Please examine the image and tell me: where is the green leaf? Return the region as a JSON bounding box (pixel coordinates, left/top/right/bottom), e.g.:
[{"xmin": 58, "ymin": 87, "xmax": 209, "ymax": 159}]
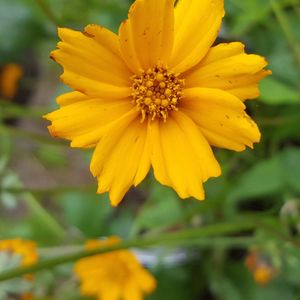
[
  {"xmin": 59, "ymin": 192, "xmax": 112, "ymax": 238},
  {"xmin": 227, "ymin": 148, "xmax": 300, "ymax": 212},
  {"xmin": 228, "ymin": 155, "xmax": 283, "ymax": 202},
  {"xmin": 147, "ymin": 266, "xmax": 191, "ymax": 300},
  {"xmin": 133, "ymin": 184, "xmax": 183, "ymax": 233},
  {"xmin": 226, "ymin": 0, "xmax": 271, "ymax": 35},
  {"xmin": 260, "ymin": 77, "xmax": 300, "ymax": 105},
  {"xmin": 280, "ymin": 148, "xmax": 300, "ymax": 192}
]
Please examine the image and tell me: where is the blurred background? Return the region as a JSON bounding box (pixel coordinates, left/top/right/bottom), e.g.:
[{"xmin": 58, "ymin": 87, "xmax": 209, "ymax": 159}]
[{"xmin": 0, "ymin": 0, "xmax": 300, "ymax": 299}]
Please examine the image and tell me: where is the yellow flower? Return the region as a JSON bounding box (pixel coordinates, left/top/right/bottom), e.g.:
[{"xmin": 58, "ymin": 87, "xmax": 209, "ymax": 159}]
[
  {"xmin": 0, "ymin": 63, "xmax": 23, "ymax": 100},
  {"xmin": 45, "ymin": 0, "xmax": 271, "ymax": 206},
  {"xmin": 253, "ymin": 265, "xmax": 276, "ymax": 286},
  {"xmin": 74, "ymin": 237, "xmax": 156, "ymax": 300},
  {"xmin": 0, "ymin": 239, "xmax": 38, "ymax": 267},
  {"xmin": 0, "ymin": 239, "xmax": 38, "ymax": 300},
  {"xmin": 245, "ymin": 250, "xmax": 277, "ymax": 286}
]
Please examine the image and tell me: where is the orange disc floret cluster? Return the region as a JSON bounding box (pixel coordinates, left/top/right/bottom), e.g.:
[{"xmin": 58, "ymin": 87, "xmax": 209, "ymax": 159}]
[
  {"xmin": 45, "ymin": 0, "xmax": 271, "ymax": 206},
  {"xmin": 131, "ymin": 66, "xmax": 184, "ymax": 122},
  {"xmin": 74, "ymin": 237, "xmax": 156, "ymax": 300}
]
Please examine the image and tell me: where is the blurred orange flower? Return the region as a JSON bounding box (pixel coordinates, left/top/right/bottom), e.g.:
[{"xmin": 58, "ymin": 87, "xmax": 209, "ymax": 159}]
[
  {"xmin": 245, "ymin": 250, "xmax": 278, "ymax": 286},
  {"xmin": 0, "ymin": 63, "xmax": 23, "ymax": 100}
]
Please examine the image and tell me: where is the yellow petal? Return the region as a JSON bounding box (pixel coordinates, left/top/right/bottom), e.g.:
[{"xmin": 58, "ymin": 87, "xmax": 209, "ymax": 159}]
[
  {"xmin": 133, "ymin": 121, "xmax": 152, "ymax": 187},
  {"xmin": 170, "ymin": 0, "xmax": 224, "ymax": 74},
  {"xmin": 56, "ymin": 91, "xmax": 87, "ymax": 106},
  {"xmin": 90, "ymin": 111, "xmax": 151, "ymax": 206},
  {"xmin": 119, "ymin": 0, "xmax": 175, "ymax": 73},
  {"xmin": 135, "ymin": 269, "xmax": 157, "ymax": 293},
  {"xmin": 51, "ymin": 26, "xmax": 132, "ymax": 98},
  {"xmin": 44, "ymin": 92, "xmax": 133, "ymax": 148},
  {"xmin": 151, "ymin": 112, "xmax": 221, "ymax": 200},
  {"xmin": 184, "ymin": 42, "xmax": 271, "ymax": 100},
  {"xmin": 182, "ymin": 88, "xmax": 261, "ymax": 151},
  {"xmin": 124, "ymin": 282, "xmax": 143, "ymax": 300},
  {"xmin": 101, "ymin": 286, "xmax": 121, "ymax": 300}
]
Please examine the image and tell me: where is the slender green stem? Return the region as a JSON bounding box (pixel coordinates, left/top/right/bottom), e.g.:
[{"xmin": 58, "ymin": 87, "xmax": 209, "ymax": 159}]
[
  {"xmin": 0, "ymin": 100, "xmax": 48, "ymax": 119},
  {"xmin": 24, "ymin": 193, "xmax": 66, "ymax": 240},
  {"xmin": 258, "ymin": 221, "xmax": 300, "ymax": 249},
  {"xmin": 258, "ymin": 114, "xmax": 300, "ymax": 126},
  {"xmin": 0, "ymin": 125, "xmax": 67, "ymax": 146},
  {"xmin": 34, "ymin": 0, "xmax": 61, "ymax": 27},
  {"xmin": 271, "ymin": 0, "xmax": 300, "ymax": 73},
  {"xmin": 2, "ymin": 184, "xmax": 95, "ymax": 196},
  {"xmin": 0, "ymin": 220, "xmax": 256, "ymax": 282},
  {"xmin": 38, "ymin": 237, "xmax": 254, "ymax": 256}
]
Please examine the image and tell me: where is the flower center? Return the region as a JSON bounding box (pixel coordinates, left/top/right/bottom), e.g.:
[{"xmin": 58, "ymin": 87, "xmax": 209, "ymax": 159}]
[{"xmin": 131, "ymin": 66, "xmax": 184, "ymax": 122}]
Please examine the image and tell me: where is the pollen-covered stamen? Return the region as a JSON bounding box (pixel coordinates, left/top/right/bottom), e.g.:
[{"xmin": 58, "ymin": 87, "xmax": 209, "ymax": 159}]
[{"xmin": 131, "ymin": 66, "xmax": 184, "ymax": 122}]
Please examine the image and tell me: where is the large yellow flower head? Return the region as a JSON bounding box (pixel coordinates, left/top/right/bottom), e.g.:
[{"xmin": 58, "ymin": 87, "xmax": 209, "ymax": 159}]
[
  {"xmin": 74, "ymin": 237, "xmax": 156, "ymax": 300},
  {"xmin": 45, "ymin": 0, "xmax": 271, "ymax": 206}
]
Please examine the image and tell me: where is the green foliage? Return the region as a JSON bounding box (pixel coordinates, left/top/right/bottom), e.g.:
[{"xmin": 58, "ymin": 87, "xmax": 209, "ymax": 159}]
[
  {"xmin": 59, "ymin": 191, "xmax": 112, "ymax": 238},
  {"xmin": 1, "ymin": 0, "xmax": 300, "ymax": 299}
]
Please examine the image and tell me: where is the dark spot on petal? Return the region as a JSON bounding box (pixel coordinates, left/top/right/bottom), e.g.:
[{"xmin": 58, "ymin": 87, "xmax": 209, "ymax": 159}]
[
  {"xmin": 82, "ymin": 31, "xmax": 95, "ymax": 38},
  {"xmin": 49, "ymin": 54, "xmax": 56, "ymax": 61},
  {"xmin": 76, "ymin": 88, "xmax": 85, "ymax": 94}
]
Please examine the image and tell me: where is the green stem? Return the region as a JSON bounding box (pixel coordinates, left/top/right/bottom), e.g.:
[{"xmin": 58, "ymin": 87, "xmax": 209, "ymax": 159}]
[
  {"xmin": 38, "ymin": 237, "xmax": 254, "ymax": 256},
  {"xmin": 2, "ymin": 184, "xmax": 95, "ymax": 196},
  {"xmin": 34, "ymin": 0, "xmax": 61, "ymax": 27},
  {"xmin": 0, "ymin": 100, "xmax": 48, "ymax": 119},
  {"xmin": 258, "ymin": 114, "xmax": 300, "ymax": 126},
  {"xmin": 0, "ymin": 220, "xmax": 256, "ymax": 282},
  {"xmin": 271, "ymin": 0, "xmax": 300, "ymax": 73},
  {"xmin": 24, "ymin": 193, "xmax": 66, "ymax": 240},
  {"xmin": 0, "ymin": 125, "xmax": 67, "ymax": 146}
]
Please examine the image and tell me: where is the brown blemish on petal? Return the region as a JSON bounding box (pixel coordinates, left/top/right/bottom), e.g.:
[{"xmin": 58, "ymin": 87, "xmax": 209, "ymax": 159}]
[
  {"xmin": 49, "ymin": 53, "xmax": 56, "ymax": 62},
  {"xmin": 82, "ymin": 31, "xmax": 95, "ymax": 38},
  {"xmin": 48, "ymin": 125, "xmax": 60, "ymax": 138}
]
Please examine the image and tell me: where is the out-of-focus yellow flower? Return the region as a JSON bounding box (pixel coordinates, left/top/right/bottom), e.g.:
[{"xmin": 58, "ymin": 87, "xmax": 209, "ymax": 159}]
[
  {"xmin": 45, "ymin": 0, "xmax": 271, "ymax": 206},
  {"xmin": 245, "ymin": 251, "xmax": 277, "ymax": 286},
  {"xmin": 74, "ymin": 237, "xmax": 156, "ymax": 300},
  {"xmin": 0, "ymin": 239, "xmax": 38, "ymax": 267},
  {"xmin": 0, "ymin": 239, "xmax": 38, "ymax": 299},
  {"xmin": 0, "ymin": 63, "xmax": 23, "ymax": 100},
  {"xmin": 253, "ymin": 264, "xmax": 276, "ymax": 286}
]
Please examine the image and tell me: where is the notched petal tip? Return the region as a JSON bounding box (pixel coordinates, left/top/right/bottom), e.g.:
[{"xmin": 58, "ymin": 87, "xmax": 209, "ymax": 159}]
[
  {"xmin": 109, "ymin": 199, "xmax": 121, "ymax": 207},
  {"xmin": 42, "ymin": 113, "xmax": 51, "ymax": 120},
  {"xmin": 96, "ymin": 185, "xmax": 122, "ymax": 207},
  {"xmin": 82, "ymin": 31, "xmax": 95, "ymax": 38},
  {"xmin": 47, "ymin": 125, "xmax": 60, "ymax": 138},
  {"xmin": 57, "ymin": 27, "xmax": 71, "ymax": 40},
  {"xmin": 83, "ymin": 24, "xmax": 103, "ymax": 38},
  {"xmin": 49, "ymin": 51, "xmax": 57, "ymax": 62},
  {"xmin": 264, "ymin": 69, "xmax": 273, "ymax": 76}
]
